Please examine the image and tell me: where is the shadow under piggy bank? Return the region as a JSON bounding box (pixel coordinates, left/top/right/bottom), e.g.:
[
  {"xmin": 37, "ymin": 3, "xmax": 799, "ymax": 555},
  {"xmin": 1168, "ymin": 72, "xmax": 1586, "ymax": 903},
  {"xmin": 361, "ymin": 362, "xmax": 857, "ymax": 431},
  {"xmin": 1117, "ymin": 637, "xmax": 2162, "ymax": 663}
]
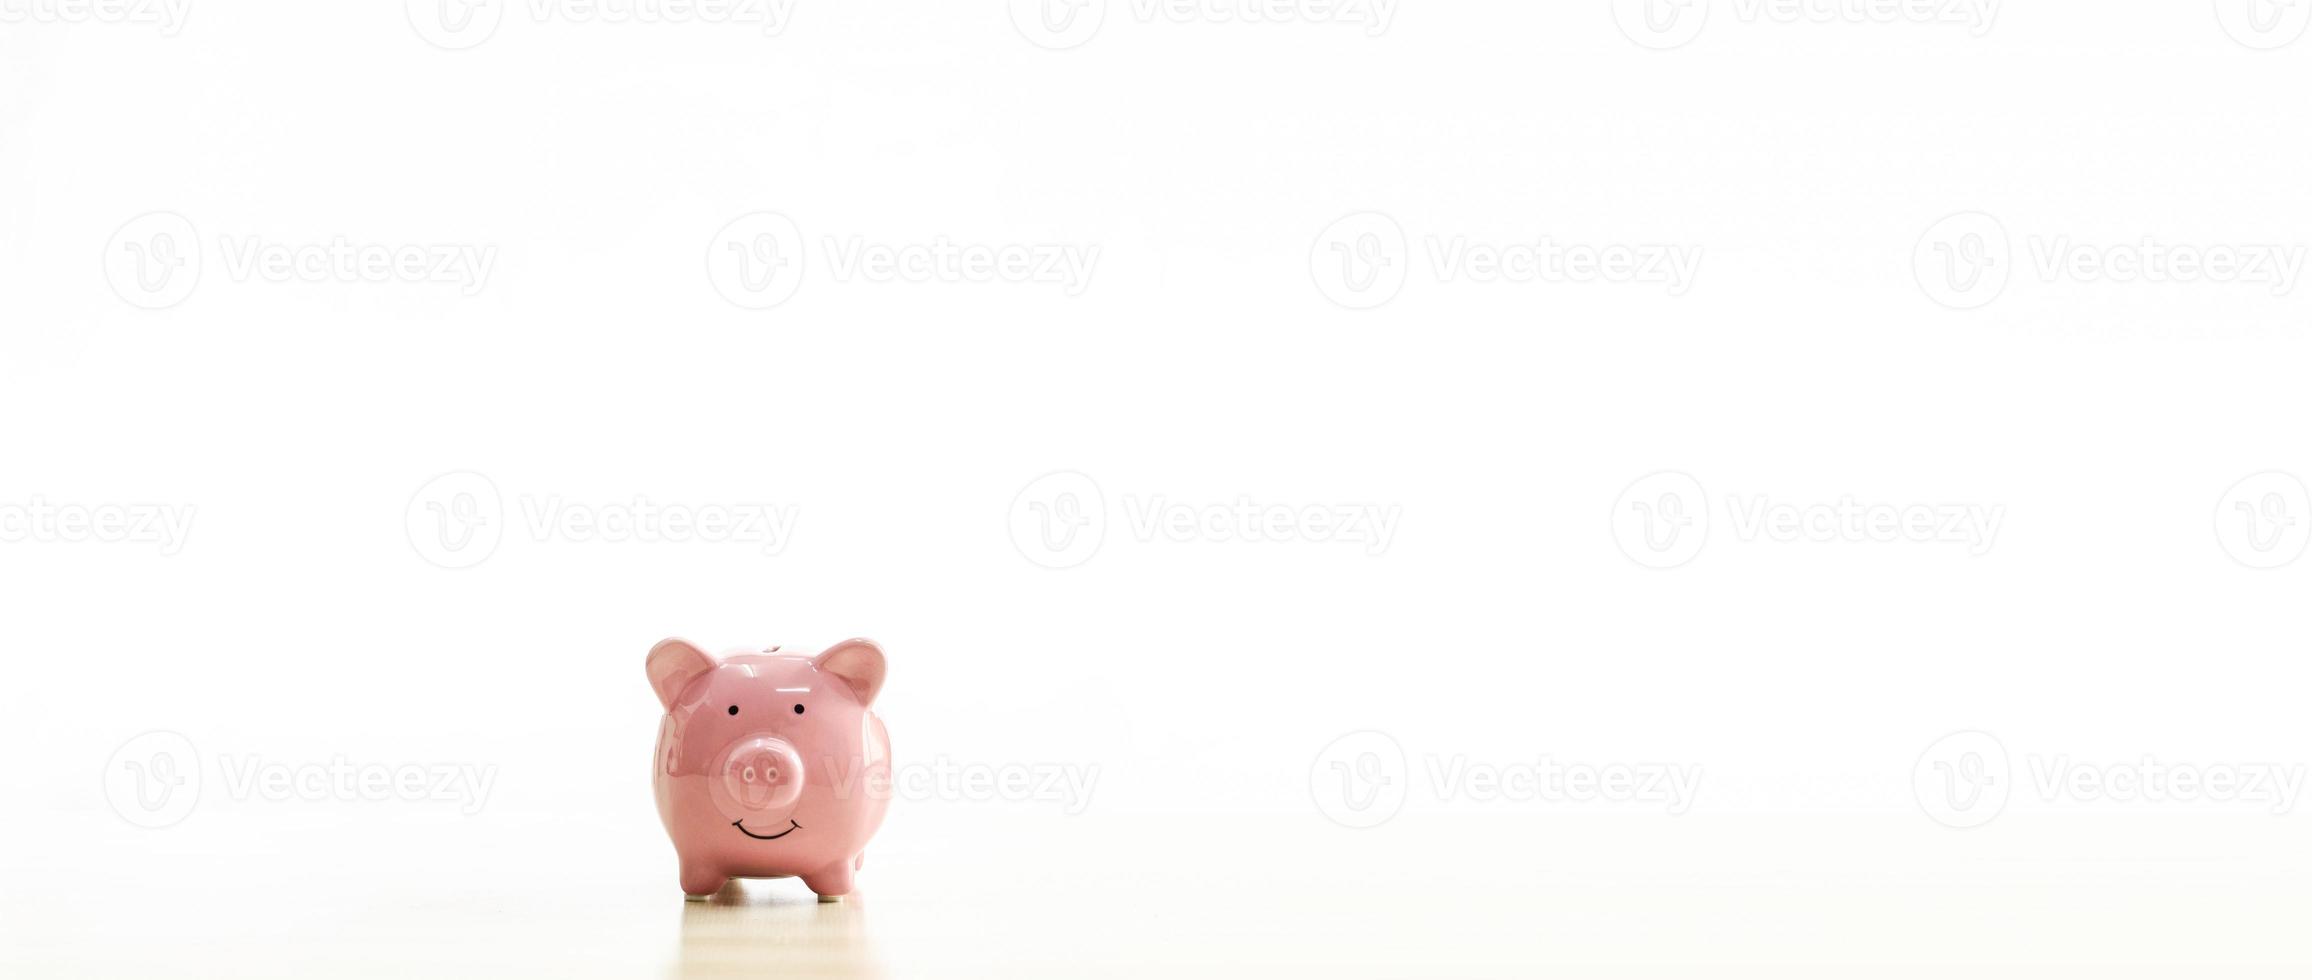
[{"xmin": 671, "ymin": 879, "xmax": 884, "ymax": 980}]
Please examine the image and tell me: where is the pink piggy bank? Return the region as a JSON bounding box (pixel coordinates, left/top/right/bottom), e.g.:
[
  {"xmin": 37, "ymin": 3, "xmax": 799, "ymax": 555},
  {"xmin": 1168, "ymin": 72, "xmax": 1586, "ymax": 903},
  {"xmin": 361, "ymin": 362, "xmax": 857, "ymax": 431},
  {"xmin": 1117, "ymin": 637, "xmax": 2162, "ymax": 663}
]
[{"xmin": 646, "ymin": 637, "xmax": 891, "ymax": 901}]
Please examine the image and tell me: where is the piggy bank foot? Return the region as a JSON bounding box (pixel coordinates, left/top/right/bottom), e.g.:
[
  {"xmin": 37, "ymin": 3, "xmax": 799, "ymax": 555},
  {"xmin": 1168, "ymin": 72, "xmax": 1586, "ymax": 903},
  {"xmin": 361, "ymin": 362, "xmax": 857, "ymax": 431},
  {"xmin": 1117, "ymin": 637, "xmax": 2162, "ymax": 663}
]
[
  {"xmin": 802, "ymin": 859, "xmax": 856, "ymax": 902},
  {"xmin": 680, "ymin": 864, "xmax": 727, "ymax": 900}
]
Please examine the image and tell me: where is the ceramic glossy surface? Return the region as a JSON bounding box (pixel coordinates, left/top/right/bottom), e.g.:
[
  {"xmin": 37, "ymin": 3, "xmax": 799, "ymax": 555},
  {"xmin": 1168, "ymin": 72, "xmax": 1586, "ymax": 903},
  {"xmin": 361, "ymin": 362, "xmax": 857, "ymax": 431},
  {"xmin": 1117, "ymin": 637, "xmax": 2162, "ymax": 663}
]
[{"xmin": 647, "ymin": 638, "xmax": 891, "ymax": 901}]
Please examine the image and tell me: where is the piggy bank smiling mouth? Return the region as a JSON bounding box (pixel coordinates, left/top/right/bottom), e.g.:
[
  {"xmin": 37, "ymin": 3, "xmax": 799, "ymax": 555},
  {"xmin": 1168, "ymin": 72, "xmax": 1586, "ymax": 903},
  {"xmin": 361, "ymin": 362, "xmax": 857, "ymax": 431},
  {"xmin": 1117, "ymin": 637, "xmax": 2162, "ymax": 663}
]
[{"xmin": 732, "ymin": 819, "xmax": 800, "ymax": 840}]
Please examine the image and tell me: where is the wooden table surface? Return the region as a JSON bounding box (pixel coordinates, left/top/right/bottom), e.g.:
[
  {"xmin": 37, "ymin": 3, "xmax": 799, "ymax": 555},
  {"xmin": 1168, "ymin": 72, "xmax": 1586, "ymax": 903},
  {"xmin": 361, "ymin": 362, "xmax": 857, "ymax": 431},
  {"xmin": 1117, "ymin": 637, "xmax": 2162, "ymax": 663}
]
[{"xmin": 6, "ymin": 807, "xmax": 2307, "ymax": 977}]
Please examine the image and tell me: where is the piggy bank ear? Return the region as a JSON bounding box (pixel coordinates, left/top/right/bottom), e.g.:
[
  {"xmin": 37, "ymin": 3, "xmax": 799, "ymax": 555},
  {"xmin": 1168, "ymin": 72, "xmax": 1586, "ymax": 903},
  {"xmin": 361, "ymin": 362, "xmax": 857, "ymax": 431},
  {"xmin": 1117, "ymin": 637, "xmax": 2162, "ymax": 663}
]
[
  {"xmin": 813, "ymin": 638, "xmax": 886, "ymax": 706},
  {"xmin": 646, "ymin": 638, "xmax": 717, "ymax": 711}
]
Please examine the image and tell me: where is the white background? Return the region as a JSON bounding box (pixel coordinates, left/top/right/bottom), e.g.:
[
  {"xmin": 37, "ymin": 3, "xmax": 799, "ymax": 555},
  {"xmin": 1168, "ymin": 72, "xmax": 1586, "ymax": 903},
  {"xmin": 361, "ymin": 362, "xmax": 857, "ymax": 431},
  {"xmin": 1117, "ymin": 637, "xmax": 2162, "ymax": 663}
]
[{"xmin": 4, "ymin": 1, "xmax": 2311, "ymax": 976}]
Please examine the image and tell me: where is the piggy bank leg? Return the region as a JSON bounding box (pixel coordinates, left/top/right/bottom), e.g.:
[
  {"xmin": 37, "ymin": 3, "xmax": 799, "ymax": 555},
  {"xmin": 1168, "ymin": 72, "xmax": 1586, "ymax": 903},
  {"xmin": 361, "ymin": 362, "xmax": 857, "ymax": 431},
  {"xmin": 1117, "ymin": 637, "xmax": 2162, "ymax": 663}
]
[
  {"xmin": 680, "ymin": 862, "xmax": 727, "ymax": 901},
  {"xmin": 802, "ymin": 859, "xmax": 856, "ymax": 902}
]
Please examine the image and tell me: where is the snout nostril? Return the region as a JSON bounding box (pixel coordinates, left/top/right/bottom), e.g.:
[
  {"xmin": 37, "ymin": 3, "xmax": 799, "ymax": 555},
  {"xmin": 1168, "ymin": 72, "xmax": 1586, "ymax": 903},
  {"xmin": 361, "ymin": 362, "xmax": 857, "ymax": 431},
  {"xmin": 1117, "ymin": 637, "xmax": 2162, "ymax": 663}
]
[{"xmin": 716, "ymin": 737, "xmax": 805, "ymax": 814}]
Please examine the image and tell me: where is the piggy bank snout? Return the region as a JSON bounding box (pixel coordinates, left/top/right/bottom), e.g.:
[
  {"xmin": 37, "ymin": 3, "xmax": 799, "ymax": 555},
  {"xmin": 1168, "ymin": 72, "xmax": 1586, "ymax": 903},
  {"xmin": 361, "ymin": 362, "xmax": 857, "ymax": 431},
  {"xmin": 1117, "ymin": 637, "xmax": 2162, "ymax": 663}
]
[{"xmin": 719, "ymin": 737, "xmax": 806, "ymax": 813}]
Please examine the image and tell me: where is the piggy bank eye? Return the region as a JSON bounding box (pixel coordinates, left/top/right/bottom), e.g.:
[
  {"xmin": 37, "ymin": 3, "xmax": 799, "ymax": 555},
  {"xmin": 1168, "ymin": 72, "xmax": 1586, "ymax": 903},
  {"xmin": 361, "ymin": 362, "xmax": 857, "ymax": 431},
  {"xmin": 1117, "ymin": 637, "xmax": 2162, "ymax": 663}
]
[
  {"xmin": 793, "ymin": 704, "xmax": 805, "ymax": 715},
  {"xmin": 727, "ymin": 705, "xmax": 739, "ymax": 716}
]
